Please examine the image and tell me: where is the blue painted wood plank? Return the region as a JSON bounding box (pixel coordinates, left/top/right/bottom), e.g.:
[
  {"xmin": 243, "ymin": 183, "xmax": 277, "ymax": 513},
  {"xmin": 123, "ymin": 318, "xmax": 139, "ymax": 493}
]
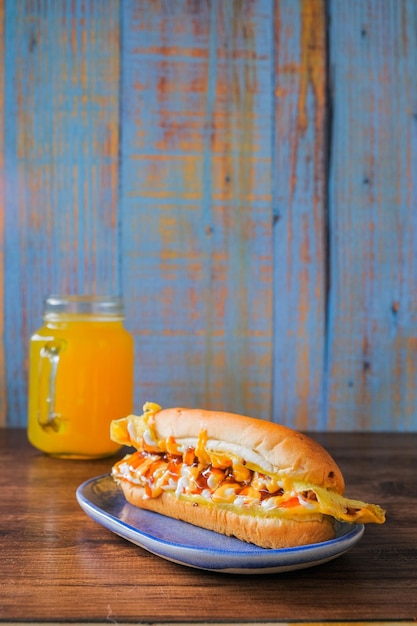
[
  {"xmin": 326, "ymin": 0, "xmax": 417, "ymax": 430},
  {"xmin": 120, "ymin": 0, "xmax": 274, "ymax": 419},
  {"xmin": 3, "ymin": 0, "xmax": 120, "ymax": 426},
  {"xmin": 272, "ymin": 0, "xmax": 328, "ymax": 430},
  {"xmin": 0, "ymin": 0, "xmax": 6, "ymax": 425}
]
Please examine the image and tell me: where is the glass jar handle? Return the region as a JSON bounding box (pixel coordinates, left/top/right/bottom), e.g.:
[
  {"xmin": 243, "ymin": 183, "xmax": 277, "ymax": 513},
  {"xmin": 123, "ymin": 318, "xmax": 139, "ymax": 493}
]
[{"xmin": 37, "ymin": 340, "xmax": 65, "ymax": 430}]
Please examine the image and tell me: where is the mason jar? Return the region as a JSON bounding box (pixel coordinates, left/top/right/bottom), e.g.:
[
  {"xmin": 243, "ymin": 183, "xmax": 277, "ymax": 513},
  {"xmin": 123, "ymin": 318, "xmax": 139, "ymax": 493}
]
[{"xmin": 27, "ymin": 295, "xmax": 134, "ymax": 459}]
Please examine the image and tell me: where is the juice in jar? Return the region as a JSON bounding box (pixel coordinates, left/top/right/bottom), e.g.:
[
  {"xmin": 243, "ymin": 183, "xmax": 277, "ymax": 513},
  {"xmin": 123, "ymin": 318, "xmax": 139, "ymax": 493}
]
[{"xmin": 27, "ymin": 295, "xmax": 134, "ymax": 459}]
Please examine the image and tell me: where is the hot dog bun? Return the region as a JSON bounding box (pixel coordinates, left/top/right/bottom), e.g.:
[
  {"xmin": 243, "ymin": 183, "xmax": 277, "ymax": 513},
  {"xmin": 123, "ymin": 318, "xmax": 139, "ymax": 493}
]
[
  {"xmin": 111, "ymin": 403, "xmax": 385, "ymax": 549},
  {"xmin": 119, "ymin": 481, "xmax": 336, "ymax": 548}
]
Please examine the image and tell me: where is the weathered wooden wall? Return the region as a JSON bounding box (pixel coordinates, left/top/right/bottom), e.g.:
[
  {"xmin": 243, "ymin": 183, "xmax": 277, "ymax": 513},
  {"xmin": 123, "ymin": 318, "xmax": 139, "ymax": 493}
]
[
  {"xmin": 1, "ymin": 0, "xmax": 416, "ymax": 431},
  {"xmin": 326, "ymin": 0, "xmax": 417, "ymax": 431}
]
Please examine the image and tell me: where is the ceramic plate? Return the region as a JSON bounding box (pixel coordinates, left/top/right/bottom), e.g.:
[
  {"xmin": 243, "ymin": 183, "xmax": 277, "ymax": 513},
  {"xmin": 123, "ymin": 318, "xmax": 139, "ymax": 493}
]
[{"xmin": 76, "ymin": 474, "xmax": 364, "ymax": 574}]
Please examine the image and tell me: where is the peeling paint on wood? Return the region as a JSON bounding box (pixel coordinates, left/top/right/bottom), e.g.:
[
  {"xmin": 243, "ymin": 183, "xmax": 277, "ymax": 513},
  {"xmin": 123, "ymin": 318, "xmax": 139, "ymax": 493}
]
[{"xmin": 121, "ymin": 0, "xmax": 273, "ymax": 419}]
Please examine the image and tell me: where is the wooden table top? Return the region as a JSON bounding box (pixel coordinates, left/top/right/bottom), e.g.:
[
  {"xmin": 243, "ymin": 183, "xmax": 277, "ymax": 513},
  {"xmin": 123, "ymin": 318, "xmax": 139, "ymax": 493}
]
[{"xmin": 1, "ymin": 428, "xmax": 416, "ymax": 624}]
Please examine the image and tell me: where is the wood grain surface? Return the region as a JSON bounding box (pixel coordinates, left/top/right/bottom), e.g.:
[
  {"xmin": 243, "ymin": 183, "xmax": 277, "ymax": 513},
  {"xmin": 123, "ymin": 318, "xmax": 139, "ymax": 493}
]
[
  {"xmin": 1, "ymin": 0, "xmax": 417, "ymax": 432},
  {"xmin": 1, "ymin": 429, "xmax": 416, "ymax": 623},
  {"xmin": 2, "ymin": 0, "xmax": 121, "ymax": 423},
  {"xmin": 120, "ymin": 0, "xmax": 274, "ymax": 418}
]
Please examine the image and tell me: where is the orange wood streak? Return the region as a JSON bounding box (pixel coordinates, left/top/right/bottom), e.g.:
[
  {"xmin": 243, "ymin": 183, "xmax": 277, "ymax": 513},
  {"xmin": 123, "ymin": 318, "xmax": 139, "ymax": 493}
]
[
  {"xmin": 298, "ymin": 0, "xmax": 327, "ymax": 212},
  {"xmin": 138, "ymin": 45, "xmax": 209, "ymax": 60},
  {"xmin": 298, "ymin": 0, "xmax": 326, "ymax": 132},
  {"xmin": 299, "ymin": 0, "xmax": 327, "ymax": 430}
]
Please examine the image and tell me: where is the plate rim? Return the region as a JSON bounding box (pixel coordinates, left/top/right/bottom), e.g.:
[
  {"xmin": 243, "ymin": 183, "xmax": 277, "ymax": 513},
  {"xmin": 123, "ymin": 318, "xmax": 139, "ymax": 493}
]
[{"xmin": 76, "ymin": 473, "xmax": 365, "ymax": 573}]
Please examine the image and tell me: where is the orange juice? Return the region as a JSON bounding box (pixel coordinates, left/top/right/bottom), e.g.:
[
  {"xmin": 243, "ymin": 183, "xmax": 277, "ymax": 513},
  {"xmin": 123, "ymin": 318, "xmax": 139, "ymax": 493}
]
[{"xmin": 27, "ymin": 296, "xmax": 134, "ymax": 459}]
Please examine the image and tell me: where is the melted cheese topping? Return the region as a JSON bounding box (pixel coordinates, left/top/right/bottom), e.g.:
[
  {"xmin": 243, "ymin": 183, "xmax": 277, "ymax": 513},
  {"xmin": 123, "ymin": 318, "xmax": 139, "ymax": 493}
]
[{"xmin": 111, "ymin": 425, "xmax": 385, "ymax": 524}]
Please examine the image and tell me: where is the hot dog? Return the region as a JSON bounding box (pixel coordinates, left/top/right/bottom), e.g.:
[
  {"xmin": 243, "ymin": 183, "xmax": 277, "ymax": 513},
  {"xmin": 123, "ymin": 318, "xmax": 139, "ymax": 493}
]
[{"xmin": 110, "ymin": 402, "xmax": 385, "ymax": 549}]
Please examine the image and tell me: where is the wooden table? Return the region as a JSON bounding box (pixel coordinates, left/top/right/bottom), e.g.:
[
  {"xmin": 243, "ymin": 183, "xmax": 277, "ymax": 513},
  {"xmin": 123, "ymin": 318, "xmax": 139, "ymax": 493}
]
[{"xmin": 1, "ymin": 429, "xmax": 416, "ymax": 624}]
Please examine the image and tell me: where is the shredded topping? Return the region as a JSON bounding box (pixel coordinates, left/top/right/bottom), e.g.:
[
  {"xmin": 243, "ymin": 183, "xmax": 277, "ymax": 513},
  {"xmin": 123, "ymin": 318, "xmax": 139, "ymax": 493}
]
[{"xmin": 113, "ymin": 435, "xmax": 293, "ymax": 509}]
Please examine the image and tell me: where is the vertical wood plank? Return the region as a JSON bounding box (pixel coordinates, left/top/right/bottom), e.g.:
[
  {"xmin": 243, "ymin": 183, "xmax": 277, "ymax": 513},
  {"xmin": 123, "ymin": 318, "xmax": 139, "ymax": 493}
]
[
  {"xmin": 0, "ymin": 0, "xmax": 6, "ymax": 425},
  {"xmin": 2, "ymin": 0, "xmax": 416, "ymax": 432},
  {"xmin": 272, "ymin": 0, "xmax": 328, "ymax": 429},
  {"xmin": 4, "ymin": 0, "xmax": 120, "ymax": 425},
  {"xmin": 121, "ymin": 0, "xmax": 274, "ymax": 418},
  {"xmin": 326, "ymin": 0, "xmax": 417, "ymax": 430}
]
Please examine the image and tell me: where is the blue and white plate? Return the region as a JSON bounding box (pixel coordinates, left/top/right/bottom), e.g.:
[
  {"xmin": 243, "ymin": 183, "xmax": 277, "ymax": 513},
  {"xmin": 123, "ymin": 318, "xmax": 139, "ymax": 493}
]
[{"xmin": 76, "ymin": 474, "xmax": 364, "ymax": 574}]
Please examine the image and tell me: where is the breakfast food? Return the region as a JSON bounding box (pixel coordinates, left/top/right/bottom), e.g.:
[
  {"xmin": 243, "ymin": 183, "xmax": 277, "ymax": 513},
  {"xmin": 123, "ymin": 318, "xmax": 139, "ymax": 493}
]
[{"xmin": 110, "ymin": 402, "xmax": 385, "ymax": 549}]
